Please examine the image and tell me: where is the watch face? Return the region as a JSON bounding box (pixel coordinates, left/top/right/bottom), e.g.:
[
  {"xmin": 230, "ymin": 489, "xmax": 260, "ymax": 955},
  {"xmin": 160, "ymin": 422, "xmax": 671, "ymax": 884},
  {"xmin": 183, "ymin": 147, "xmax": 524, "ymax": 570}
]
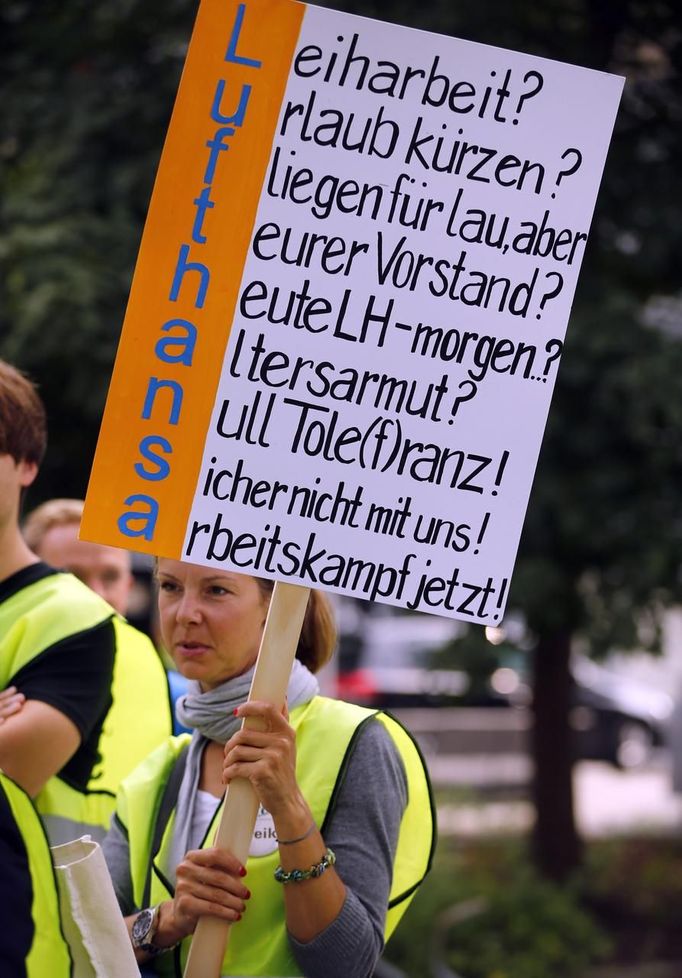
[{"xmin": 132, "ymin": 908, "xmax": 154, "ymax": 945}]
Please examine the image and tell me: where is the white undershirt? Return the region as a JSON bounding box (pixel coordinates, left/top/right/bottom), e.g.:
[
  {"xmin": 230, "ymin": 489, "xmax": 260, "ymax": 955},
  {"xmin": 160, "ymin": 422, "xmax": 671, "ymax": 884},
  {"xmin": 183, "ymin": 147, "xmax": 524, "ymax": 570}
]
[{"xmin": 165, "ymin": 788, "xmax": 220, "ymax": 877}]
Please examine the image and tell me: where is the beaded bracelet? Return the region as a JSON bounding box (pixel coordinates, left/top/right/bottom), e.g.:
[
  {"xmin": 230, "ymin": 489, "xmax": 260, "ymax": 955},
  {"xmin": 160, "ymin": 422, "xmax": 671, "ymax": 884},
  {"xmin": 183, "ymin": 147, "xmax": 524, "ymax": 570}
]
[{"xmin": 274, "ymin": 848, "xmax": 336, "ymax": 884}]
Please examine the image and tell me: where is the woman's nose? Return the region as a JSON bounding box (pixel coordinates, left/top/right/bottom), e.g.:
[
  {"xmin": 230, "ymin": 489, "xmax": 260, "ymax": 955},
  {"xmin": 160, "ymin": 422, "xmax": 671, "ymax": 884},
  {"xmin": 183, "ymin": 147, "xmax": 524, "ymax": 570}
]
[{"xmin": 176, "ymin": 592, "xmax": 202, "ymax": 625}]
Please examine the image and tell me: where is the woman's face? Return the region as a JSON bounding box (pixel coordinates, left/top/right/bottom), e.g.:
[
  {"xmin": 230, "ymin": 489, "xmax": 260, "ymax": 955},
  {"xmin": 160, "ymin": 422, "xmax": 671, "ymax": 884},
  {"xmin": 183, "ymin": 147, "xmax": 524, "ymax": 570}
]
[{"xmin": 157, "ymin": 559, "xmax": 269, "ymax": 690}]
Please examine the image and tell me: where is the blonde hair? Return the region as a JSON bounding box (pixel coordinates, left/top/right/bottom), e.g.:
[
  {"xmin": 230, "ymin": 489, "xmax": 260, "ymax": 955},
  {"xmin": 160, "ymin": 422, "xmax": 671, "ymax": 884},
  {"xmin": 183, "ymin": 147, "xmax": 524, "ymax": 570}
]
[
  {"xmin": 255, "ymin": 581, "xmax": 337, "ymax": 674},
  {"xmin": 23, "ymin": 498, "xmax": 85, "ymax": 550}
]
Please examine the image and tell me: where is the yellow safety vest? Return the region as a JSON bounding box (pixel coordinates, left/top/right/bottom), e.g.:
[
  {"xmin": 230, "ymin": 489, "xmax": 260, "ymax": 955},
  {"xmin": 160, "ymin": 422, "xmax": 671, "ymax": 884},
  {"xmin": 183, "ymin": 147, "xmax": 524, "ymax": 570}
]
[
  {"xmin": 89, "ymin": 617, "xmax": 173, "ymax": 797},
  {"xmin": 0, "ymin": 771, "xmax": 72, "ymax": 977},
  {"xmin": 118, "ymin": 696, "xmax": 435, "ymax": 977},
  {"xmin": 0, "ymin": 568, "xmax": 114, "ymax": 678},
  {"xmin": 1, "ymin": 568, "xmax": 172, "ymax": 844}
]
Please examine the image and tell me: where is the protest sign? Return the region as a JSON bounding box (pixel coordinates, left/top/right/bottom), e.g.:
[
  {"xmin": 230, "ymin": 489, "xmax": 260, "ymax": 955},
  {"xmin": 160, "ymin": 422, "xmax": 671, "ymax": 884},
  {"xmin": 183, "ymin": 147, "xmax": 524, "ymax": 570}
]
[{"xmin": 82, "ymin": 0, "xmax": 624, "ymax": 625}]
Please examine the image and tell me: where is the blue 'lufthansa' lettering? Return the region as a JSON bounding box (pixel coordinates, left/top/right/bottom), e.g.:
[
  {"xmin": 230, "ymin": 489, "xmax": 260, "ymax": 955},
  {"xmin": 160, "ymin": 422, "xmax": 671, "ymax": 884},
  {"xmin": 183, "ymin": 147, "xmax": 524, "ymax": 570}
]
[{"xmin": 122, "ymin": 2, "xmax": 263, "ymax": 540}]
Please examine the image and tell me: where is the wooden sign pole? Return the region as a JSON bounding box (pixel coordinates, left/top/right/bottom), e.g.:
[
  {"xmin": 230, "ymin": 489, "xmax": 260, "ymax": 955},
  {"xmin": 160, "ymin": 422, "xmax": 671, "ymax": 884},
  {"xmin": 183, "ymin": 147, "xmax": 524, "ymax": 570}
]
[{"xmin": 183, "ymin": 580, "xmax": 311, "ymax": 978}]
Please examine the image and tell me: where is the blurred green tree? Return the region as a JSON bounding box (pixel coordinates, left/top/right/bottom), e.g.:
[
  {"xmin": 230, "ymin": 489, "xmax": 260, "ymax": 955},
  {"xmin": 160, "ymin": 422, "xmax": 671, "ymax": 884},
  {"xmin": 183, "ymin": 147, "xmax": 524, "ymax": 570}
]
[
  {"xmin": 0, "ymin": 0, "xmax": 195, "ymax": 497},
  {"xmin": 2, "ymin": 0, "xmax": 681, "ymax": 880}
]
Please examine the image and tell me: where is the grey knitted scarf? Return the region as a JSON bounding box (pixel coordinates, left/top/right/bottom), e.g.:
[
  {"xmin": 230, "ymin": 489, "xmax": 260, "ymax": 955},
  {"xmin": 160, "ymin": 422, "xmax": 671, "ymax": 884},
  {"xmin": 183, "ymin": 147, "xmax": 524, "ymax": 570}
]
[{"xmin": 168, "ymin": 659, "xmax": 319, "ymax": 879}]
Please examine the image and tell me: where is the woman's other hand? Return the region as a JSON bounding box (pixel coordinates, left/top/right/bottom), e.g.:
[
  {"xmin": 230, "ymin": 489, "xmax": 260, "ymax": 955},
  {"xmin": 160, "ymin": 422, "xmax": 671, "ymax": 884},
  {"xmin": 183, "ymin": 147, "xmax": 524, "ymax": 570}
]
[{"xmin": 156, "ymin": 847, "xmax": 250, "ymax": 945}]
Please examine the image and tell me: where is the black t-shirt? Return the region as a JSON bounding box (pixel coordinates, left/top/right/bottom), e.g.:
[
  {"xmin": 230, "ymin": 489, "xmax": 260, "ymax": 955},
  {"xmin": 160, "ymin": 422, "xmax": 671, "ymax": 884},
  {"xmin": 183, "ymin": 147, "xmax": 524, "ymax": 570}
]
[{"xmin": 1, "ymin": 563, "xmax": 116, "ymax": 791}]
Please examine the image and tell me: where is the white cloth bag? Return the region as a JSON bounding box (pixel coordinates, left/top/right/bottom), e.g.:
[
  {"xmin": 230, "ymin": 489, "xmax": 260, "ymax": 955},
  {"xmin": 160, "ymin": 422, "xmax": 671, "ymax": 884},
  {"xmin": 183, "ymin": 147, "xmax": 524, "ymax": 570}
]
[{"xmin": 50, "ymin": 836, "xmax": 140, "ymax": 978}]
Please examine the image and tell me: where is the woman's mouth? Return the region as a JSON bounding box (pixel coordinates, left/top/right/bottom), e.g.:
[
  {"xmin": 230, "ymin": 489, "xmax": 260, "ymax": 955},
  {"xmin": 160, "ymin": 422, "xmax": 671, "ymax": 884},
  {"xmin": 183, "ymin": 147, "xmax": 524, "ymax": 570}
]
[{"xmin": 176, "ymin": 641, "xmax": 210, "ymax": 659}]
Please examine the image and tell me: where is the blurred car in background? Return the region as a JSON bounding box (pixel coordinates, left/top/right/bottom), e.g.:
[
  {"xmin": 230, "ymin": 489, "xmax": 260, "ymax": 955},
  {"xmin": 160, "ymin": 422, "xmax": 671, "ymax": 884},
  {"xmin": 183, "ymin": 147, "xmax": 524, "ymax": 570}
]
[
  {"xmin": 335, "ymin": 610, "xmax": 470, "ymax": 707},
  {"xmin": 333, "ymin": 602, "xmax": 673, "ymax": 769},
  {"xmin": 568, "ymin": 655, "xmax": 672, "ymax": 768}
]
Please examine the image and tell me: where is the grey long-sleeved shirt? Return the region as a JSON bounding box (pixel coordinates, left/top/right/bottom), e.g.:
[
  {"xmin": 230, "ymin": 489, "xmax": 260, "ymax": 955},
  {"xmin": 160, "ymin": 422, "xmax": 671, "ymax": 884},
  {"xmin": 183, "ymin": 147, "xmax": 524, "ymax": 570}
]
[{"xmin": 103, "ymin": 718, "xmax": 407, "ymax": 978}]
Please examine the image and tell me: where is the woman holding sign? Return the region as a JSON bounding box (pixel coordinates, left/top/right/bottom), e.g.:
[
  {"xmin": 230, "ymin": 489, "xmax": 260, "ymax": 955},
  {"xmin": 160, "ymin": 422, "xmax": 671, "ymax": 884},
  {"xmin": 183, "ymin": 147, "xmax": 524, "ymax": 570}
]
[{"xmin": 103, "ymin": 559, "xmax": 434, "ymax": 977}]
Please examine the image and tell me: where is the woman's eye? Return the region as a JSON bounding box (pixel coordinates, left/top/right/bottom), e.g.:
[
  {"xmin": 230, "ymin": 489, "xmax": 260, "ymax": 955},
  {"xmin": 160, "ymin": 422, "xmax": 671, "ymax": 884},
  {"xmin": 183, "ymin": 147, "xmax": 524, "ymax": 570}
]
[
  {"xmin": 159, "ymin": 581, "xmax": 179, "ymax": 593},
  {"xmin": 208, "ymin": 585, "xmax": 229, "ymax": 596}
]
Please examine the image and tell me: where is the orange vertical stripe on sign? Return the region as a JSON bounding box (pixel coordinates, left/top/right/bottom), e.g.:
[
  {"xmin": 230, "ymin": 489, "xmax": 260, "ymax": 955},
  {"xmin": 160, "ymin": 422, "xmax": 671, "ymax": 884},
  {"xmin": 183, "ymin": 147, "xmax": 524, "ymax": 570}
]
[{"xmin": 81, "ymin": 0, "xmax": 304, "ymax": 557}]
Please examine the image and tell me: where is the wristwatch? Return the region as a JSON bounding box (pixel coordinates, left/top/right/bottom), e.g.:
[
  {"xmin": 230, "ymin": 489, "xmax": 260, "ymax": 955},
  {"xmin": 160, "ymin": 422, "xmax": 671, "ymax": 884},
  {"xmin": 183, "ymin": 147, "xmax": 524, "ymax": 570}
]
[{"xmin": 131, "ymin": 905, "xmax": 163, "ymax": 956}]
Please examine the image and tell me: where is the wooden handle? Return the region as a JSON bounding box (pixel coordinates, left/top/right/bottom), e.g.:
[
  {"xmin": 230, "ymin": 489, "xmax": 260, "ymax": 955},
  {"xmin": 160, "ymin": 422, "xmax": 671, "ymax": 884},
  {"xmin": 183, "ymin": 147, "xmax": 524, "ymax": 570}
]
[{"xmin": 183, "ymin": 581, "xmax": 310, "ymax": 978}]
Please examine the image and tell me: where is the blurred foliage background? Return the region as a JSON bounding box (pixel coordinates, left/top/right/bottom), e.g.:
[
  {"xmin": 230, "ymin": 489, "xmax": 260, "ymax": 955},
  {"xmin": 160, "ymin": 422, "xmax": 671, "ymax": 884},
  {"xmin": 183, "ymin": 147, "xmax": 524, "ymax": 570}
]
[{"xmin": 2, "ymin": 0, "xmax": 681, "ymax": 880}]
